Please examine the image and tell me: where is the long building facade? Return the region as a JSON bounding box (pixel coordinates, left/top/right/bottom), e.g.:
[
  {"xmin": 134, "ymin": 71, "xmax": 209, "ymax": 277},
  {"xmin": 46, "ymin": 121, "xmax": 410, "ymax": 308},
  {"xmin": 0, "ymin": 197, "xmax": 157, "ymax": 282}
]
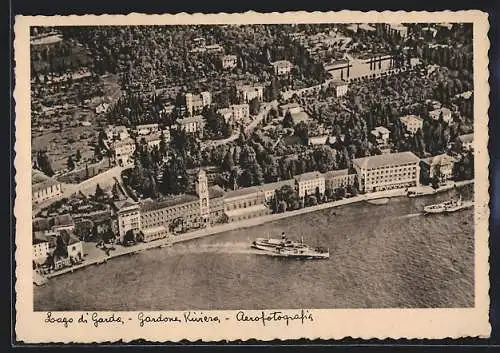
[
  {"xmin": 114, "ymin": 155, "xmax": 420, "ymax": 243},
  {"xmin": 353, "ymin": 152, "xmax": 420, "ymax": 193}
]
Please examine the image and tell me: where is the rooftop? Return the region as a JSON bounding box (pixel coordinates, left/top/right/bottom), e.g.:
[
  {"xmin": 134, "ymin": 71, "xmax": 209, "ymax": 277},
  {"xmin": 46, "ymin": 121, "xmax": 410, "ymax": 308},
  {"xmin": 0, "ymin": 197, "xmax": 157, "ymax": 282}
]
[
  {"xmin": 177, "ymin": 116, "xmax": 205, "ymax": 125},
  {"xmin": 353, "ymin": 152, "xmax": 420, "ymax": 170},
  {"xmin": 140, "ymin": 194, "xmax": 199, "ymax": 212},
  {"xmin": 33, "ymin": 218, "xmax": 52, "ymax": 232},
  {"xmin": 458, "ymin": 133, "xmax": 474, "ymax": 143},
  {"xmin": 112, "ymin": 137, "xmax": 135, "ymax": 148},
  {"xmin": 271, "ymin": 60, "xmax": 292, "ymax": 66},
  {"xmin": 294, "ymin": 171, "xmax": 325, "ymax": 182},
  {"xmin": 429, "ymin": 107, "xmax": 452, "ymax": 115},
  {"xmin": 422, "ymin": 153, "xmax": 456, "ymax": 166},
  {"xmin": 400, "ymin": 115, "xmax": 423, "ymax": 122},
  {"xmin": 324, "ymin": 169, "xmax": 350, "ymax": 178},
  {"xmin": 291, "ymin": 111, "xmax": 310, "ymax": 123},
  {"xmin": 373, "ymin": 126, "xmax": 390, "ymax": 134},
  {"xmin": 33, "ymin": 233, "xmax": 50, "ymax": 245},
  {"xmin": 330, "ymin": 80, "xmax": 349, "ymax": 87},
  {"xmin": 113, "ymin": 199, "xmax": 139, "ymax": 211},
  {"xmin": 225, "ymin": 204, "xmax": 268, "ymax": 217},
  {"xmin": 208, "ymin": 185, "xmax": 225, "ymax": 199},
  {"xmin": 261, "ymin": 179, "xmax": 295, "ymax": 192},
  {"xmin": 53, "ymin": 214, "xmax": 74, "ymax": 227},
  {"xmin": 224, "ymin": 185, "xmax": 264, "ymax": 199},
  {"xmin": 279, "ymin": 102, "xmax": 300, "ymax": 109}
]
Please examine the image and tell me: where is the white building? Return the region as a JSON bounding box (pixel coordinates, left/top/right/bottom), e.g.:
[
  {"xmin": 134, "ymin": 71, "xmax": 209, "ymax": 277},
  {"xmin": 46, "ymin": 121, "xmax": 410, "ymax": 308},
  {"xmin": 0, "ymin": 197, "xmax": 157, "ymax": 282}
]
[
  {"xmin": 294, "ymin": 171, "xmax": 326, "ymax": 198},
  {"xmin": 271, "ymin": 60, "xmax": 293, "ymax": 75},
  {"xmin": 136, "ymin": 123, "xmax": 160, "ymax": 135},
  {"xmin": 33, "ymin": 235, "xmax": 50, "ymax": 264},
  {"xmin": 221, "ymin": 55, "xmax": 238, "ymax": 69},
  {"xmin": 142, "ymin": 134, "xmax": 161, "ymax": 150},
  {"xmin": 66, "ymin": 233, "xmax": 83, "ymax": 261},
  {"xmin": 205, "ymin": 44, "xmax": 224, "ymax": 54},
  {"xmin": 176, "ymin": 115, "xmax": 205, "ymax": 135},
  {"xmin": 217, "ymin": 108, "xmax": 233, "ymax": 123},
  {"xmin": 371, "ymin": 126, "xmax": 391, "ymax": 144},
  {"xmin": 421, "ymin": 154, "xmax": 456, "ymax": 183},
  {"xmin": 353, "ymin": 152, "xmax": 421, "ymax": 193},
  {"xmin": 429, "ymin": 107, "xmax": 452, "ymax": 123},
  {"xmin": 236, "ymin": 85, "xmax": 264, "ymax": 103},
  {"xmin": 112, "ymin": 137, "xmax": 136, "ymax": 167},
  {"xmin": 32, "ymin": 169, "xmax": 63, "ymax": 205},
  {"xmin": 104, "ymin": 125, "xmax": 129, "ymax": 142},
  {"xmin": 457, "ymin": 133, "xmax": 474, "ymax": 151},
  {"xmin": 400, "ymin": 115, "xmax": 424, "ymax": 134},
  {"xmin": 185, "ymin": 92, "xmax": 212, "ymax": 115},
  {"xmin": 95, "ymin": 103, "xmax": 110, "ymax": 114},
  {"xmin": 142, "ymin": 225, "xmax": 170, "ymax": 243},
  {"xmin": 330, "ymin": 80, "xmax": 349, "ymax": 97},
  {"xmin": 230, "ymin": 104, "xmax": 250, "ymax": 122},
  {"xmin": 324, "ymin": 169, "xmax": 357, "ymax": 191},
  {"xmin": 114, "ymin": 200, "xmax": 141, "ymax": 243}
]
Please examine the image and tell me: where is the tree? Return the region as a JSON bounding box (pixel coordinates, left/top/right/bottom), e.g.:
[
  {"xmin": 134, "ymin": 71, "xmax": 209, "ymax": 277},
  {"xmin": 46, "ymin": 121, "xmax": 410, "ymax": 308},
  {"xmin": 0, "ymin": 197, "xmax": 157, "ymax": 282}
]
[
  {"xmin": 123, "ymin": 229, "xmax": 136, "ymax": 245},
  {"xmin": 294, "ymin": 121, "xmax": 309, "ymax": 145},
  {"xmin": 111, "ymin": 182, "xmax": 121, "ymax": 200},
  {"xmin": 160, "ymin": 157, "xmax": 188, "ymax": 195},
  {"xmin": 222, "ymin": 151, "xmax": 235, "ymax": 172},
  {"xmin": 249, "ymin": 98, "xmax": 261, "ymax": 116},
  {"xmin": 306, "ymin": 195, "xmax": 318, "ymax": 207},
  {"xmin": 249, "ymin": 163, "xmax": 264, "ymax": 185},
  {"xmin": 159, "ymin": 131, "xmax": 168, "ymax": 156},
  {"xmin": 36, "ymin": 151, "xmax": 55, "ymax": 176},
  {"xmin": 283, "ymin": 110, "xmax": 294, "ymax": 128},
  {"xmin": 95, "ymin": 184, "xmax": 106, "ymax": 201},
  {"xmin": 67, "ymin": 156, "xmax": 76, "ymax": 170},
  {"xmin": 54, "ymin": 235, "xmax": 68, "ymax": 258}
]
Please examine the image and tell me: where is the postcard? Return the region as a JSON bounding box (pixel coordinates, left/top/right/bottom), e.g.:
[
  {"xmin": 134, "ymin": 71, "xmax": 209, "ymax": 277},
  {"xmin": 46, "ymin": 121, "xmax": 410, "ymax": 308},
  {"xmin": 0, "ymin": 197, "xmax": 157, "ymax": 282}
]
[{"xmin": 14, "ymin": 10, "xmax": 490, "ymax": 343}]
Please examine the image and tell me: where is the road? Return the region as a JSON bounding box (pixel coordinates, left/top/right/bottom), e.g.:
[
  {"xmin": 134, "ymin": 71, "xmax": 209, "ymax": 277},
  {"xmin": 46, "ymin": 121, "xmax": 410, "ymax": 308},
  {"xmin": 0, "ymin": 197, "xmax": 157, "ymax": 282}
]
[{"xmin": 33, "ymin": 166, "xmax": 127, "ymax": 215}]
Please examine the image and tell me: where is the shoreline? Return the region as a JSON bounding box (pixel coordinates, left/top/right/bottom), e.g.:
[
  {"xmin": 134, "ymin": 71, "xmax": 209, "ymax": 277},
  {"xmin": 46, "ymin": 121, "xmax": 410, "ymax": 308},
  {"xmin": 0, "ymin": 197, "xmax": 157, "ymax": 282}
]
[{"xmin": 36, "ymin": 179, "xmax": 474, "ymax": 283}]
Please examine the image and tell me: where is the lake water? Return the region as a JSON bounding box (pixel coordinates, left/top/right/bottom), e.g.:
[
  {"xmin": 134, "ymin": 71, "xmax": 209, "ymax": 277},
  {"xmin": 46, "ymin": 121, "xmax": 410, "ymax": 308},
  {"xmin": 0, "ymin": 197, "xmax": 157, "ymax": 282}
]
[{"xmin": 34, "ymin": 186, "xmax": 474, "ymax": 310}]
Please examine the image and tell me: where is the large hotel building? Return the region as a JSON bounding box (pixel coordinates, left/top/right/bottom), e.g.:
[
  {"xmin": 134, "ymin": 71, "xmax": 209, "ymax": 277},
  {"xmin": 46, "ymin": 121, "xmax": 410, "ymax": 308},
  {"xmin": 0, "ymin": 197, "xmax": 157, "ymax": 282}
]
[
  {"xmin": 113, "ymin": 152, "xmax": 421, "ymax": 243},
  {"xmin": 353, "ymin": 152, "xmax": 420, "ymax": 193}
]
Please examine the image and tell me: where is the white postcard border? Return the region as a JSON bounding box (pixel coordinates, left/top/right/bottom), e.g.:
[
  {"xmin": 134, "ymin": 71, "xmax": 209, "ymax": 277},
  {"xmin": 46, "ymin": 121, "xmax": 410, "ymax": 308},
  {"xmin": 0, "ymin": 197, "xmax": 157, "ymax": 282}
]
[{"xmin": 14, "ymin": 10, "xmax": 491, "ymax": 343}]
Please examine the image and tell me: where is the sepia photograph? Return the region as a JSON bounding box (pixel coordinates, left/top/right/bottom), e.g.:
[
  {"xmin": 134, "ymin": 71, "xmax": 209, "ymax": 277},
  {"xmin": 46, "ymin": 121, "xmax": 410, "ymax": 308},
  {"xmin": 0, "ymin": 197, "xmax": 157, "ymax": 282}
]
[{"xmin": 14, "ymin": 11, "xmax": 491, "ymax": 342}]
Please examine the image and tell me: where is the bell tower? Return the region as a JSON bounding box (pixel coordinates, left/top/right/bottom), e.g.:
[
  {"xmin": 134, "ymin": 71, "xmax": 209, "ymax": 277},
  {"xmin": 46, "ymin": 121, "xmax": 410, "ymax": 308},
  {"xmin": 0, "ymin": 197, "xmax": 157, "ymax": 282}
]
[{"xmin": 196, "ymin": 169, "xmax": 210, "ymax": 225}]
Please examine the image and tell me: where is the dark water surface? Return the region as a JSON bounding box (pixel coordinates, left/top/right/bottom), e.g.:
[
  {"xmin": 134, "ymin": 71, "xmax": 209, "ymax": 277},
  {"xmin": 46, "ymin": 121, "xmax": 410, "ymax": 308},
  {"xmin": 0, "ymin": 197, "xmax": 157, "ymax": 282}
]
[{"xmin": 34, "ymin": 186, "xmax": 474, "ymax": 310}]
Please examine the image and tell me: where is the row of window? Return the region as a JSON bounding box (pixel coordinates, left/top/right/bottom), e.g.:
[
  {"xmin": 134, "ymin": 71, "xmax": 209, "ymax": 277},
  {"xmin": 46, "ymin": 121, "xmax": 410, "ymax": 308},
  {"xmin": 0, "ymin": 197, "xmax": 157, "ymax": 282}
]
[
  {"xmin": 366, "ymin": 174, "xmax": 416, "ymax": 183},
  {"xmin": 369, "ymin": 167, "xmax": 416, "ymax": 175},
  {"xmin": 365, "ymin": 163, "xmax": 417, "ymax": 171}
]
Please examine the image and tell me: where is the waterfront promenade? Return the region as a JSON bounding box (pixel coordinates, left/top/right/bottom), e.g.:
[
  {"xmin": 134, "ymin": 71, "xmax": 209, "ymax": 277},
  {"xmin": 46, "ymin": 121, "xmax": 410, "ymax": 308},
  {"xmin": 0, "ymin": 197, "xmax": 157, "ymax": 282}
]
[{"xmin": 37, "ymin": 179, "xmax": 474, "ymax": 283}]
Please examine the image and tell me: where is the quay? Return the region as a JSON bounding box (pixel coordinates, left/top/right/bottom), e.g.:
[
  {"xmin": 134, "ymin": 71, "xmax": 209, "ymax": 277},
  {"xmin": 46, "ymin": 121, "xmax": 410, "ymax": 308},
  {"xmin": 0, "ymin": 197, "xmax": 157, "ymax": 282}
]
[{"xmin": 35, "ymin": 179, "xmax": 474, "ymax": 283}]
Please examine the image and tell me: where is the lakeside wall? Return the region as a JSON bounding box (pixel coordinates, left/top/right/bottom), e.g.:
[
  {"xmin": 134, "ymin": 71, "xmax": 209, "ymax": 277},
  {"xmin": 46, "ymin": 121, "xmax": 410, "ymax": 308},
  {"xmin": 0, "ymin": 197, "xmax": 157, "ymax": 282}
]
[{"xmin": 38, "ymin": 179, "xmax": 474, "ymax": 282}]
